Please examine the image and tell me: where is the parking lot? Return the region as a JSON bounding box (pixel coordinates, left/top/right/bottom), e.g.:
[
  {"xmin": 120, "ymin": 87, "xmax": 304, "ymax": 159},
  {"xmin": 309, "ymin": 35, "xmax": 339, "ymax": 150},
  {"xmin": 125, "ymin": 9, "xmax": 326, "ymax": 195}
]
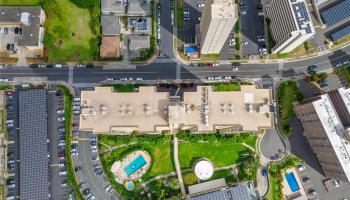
[
  {"xmin": 177, "ymin": 0, "xmax": 203, "ymax": 44},
  {"xmin": 0, "ymin": 26, "xmax": 20, "ymax": 54},
  {"xmin": 47, "ymin": 89, "xmax": 69, "ymax": 200},
  {"xmin": 70, "ymin": 89, "xmax": 118, "ymax": 200},
  {"xmin": 5, "ymin": 90, "xmax": 19, "ymax": 199},
  {"xmin": 240, "ymin": 0, "xmax": 266, "ymax": 56}
]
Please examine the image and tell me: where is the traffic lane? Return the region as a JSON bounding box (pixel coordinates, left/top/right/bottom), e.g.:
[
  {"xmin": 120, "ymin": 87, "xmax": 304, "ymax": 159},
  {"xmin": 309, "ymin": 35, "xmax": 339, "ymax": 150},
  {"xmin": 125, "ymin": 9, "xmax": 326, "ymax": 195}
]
[
  {"xmin": 159, "ymin": 0, "xmax": 174, "ymax": 57},
  {"xmin": 48, "ymin": 91, "xmax": 67, "ymax": 200},
  {"xmin": 0, "ymin": 67, "xmax": 68, "ymax": 81},
  {"xmin": 284, "ymin": 46, "xmax": 350, "ymax": 70}
]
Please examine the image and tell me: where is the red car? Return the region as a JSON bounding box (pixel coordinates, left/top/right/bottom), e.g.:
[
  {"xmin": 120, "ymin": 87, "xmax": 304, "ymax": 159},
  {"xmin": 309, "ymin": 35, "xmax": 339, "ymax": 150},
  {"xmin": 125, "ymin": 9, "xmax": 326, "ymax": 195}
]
[
  {"xmin": 5, "ymin": 91, "xmax": 13, "ymax": 95},
  {"xmin": 58, "ymin": 152, "xmax": 65, "ymax": 157},
  {"xmin": 205, "ymin": 63, "xmax": 214, "ymax": 67}
]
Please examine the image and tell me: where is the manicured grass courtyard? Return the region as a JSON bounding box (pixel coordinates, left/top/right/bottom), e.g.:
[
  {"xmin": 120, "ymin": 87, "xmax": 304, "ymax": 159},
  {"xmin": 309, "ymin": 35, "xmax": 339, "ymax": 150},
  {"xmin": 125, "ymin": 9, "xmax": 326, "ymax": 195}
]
[
  {"xmin": 278, "ymin": 80, "xmax": 303, "ymax": 137},
  {"xmin": 179, "ymin": 142, "xmax": 249, "ymax": 169}
]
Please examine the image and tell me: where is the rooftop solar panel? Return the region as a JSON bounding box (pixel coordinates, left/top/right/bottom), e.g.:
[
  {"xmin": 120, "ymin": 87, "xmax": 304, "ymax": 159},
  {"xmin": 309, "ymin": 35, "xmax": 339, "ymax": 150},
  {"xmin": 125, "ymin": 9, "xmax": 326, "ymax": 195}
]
[
  {"xmin": 291, "ymin": 2, "xmax": 313, "ymax": 33},
  {"xmin": 321, "ymin": 0, "xmax": 350, "ymax": 26},
  {"xmin": 331, "ymin": 25, "xmax": 350, "ymax": 41},
  {"xmin": 18, "ymin": 89, "xmax": 49, "ymax": 200},
  {"xmin": 190, "ymin": 183, "xmax": 256, "ymax": 200}
]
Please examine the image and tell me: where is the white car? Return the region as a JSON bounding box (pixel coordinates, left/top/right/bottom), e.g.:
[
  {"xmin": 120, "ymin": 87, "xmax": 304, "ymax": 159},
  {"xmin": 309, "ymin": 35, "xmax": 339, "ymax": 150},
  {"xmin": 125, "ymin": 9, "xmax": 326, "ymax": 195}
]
[
  {"xmin": 213, "ymin": 63, "xmax": 220, "ymax": 67},
  {"xmin": 72, "ymin": 140, "xmax": 79, "ymax": 144},
  {"xmin": 198, "ymin": 3, "xmax": 204, "ymax": 7},
  {"xmin": 207, "ymin": 76, "xmax": 214, "ymax": 80},
  {"xmin": 6, "ymin": 119, "xmax": 13, "ymax": 124},
  {"xmin": 297, "ymin": 165, "xmax": 306, "ymax": 171},
  {"xmin": 57, "ymin": 117, "xmax": 65, "ymax": 122},
  {"xmin": 59, "ymin": 171, "xmax": 67, "ymax": 175},
  {"xmin": 56, "ymin": 109, "xmax": 64, "ymax": 114},
  {"xmin": 73, "ymin": 106, "xmax": 80, "ymax": 110},
  {"xmin": 213, "ymin": 76, "xmax": 222, "ymax": 80},
  {"xmin": 105, "ymin": 185, "xmax": 112, "ymax": 193},
  {"xmin": 241, "ymin": 41, "xmax": 248, "ymax": 45},
  {"xmin": 61, "ymin": 183, "xmax": 67, "ymax": 187},
  {"xmin": 136, "ymin": 77, "xmax": 143, "ymax": 81},
  {"xmin": 224, "ymin": 76, "xmax": 232, "ymax": 80},
  {"xmin": 58, "ymin": 163, "xmax": 66, "ymax": 167},
  {"xmin": 120, "ymin": 78, "xmax": 128, "ymax": 81},
  {"xmin": 232, "ymin": 67, "xmax": 239, "ymax": 71},
  {"xmin": 91, "ymin": 149, "xmax": 98, "ymax": 153},
  {"xmin": 71, "ymin": 152, "xmax": 79, "ymax": 156}
]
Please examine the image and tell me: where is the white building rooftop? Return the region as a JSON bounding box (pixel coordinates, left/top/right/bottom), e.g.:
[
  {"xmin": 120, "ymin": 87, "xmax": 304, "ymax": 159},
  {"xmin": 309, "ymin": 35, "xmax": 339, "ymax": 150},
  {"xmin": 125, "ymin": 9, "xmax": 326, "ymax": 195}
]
[{"xmin": 312, "ymin": 92, "xmax": 350, "ymax": 181}]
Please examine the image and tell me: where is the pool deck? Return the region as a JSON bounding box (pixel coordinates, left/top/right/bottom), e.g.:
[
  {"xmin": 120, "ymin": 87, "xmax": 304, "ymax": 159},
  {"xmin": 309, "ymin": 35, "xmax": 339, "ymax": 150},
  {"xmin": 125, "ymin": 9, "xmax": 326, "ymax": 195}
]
[
  {"xmin": 111, "ymin": 150, "xmax": 151, "ymax": 184},
  {"xmin": 282, "ymin": 168, "xmax": 308, "ymax": 200}
]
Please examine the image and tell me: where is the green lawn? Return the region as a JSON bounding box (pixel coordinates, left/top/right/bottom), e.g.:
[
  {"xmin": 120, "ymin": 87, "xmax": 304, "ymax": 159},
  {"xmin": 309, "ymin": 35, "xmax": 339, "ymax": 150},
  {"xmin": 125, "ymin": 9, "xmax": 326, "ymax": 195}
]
[
  {"xmin": 0, "ymin": 110, "xmax": 4, "ymax": 135},
  {"xmin": 278, "ymin": 80, "xmax": 303, "ymax": 137},
  {"xmin": 0, "ymin": 0, "xmax": 42, "ymax": 5},
  {"xmin": 179, "ymin": 142, "xmax": 249, "ymax": 169},
  {"xmin": 103, "ymin": 84, "xmax": 139, "ymax": 93},
  {"xmin": 266, "ymin": 171, "xmax": 279, "ymax": 200},
  {"xmin": 211, "ymin": 83, "xmax": 241, "ymax": 91},
  {"xmin": 43, "ymin": 0, "xmax": 100, "ymax": 62},
  {"xmin": 0, "ymin": 85, "xmax": 13, "ymax": 90}
]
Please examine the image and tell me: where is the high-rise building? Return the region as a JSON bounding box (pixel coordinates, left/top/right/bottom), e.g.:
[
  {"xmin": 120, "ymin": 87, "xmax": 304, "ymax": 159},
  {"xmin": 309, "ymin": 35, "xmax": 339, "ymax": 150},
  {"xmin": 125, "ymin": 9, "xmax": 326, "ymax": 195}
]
[
  {"xmin": 294, "ymin": 88, "xmax": 350, "ymax": 182},
  {"xmin": 199, "ymin": 0, "xmax": 238, "ymax": 54},
  {"xmin": 265, "ymin": 0, "xmax": 315, "ymax": 54}
]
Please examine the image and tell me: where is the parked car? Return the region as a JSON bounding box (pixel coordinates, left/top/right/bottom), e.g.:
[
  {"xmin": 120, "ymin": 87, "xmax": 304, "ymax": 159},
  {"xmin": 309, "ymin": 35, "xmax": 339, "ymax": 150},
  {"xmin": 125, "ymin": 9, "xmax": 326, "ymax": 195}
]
[
  {"xmin": 57, "ymin": 117, "xmax": 65, "ymax": 122},
  {"xmin": 74, "ymin": 166, "xmax": 82, "ymax": 172},
  {"xmin": 59, "ymin": 170, "xmax": 67, "ymax": 176},
  {"xmin": 58, "ymin": 152, "xmax": 65, "ymax": 157},
  {"xmin": 333, "ymin": 179, "xmax": 340, "ymax": 188},
  {"xmin": 302, "ymin": 176, "xmax": 310, "ymax": 183},
  {"xmin": 297, "ymin": 165, "xmax": 306, "ymax": 171},
  {"xmin": 262, "ymin": 168, "xmax": 268, "ymax": 176},
  {"xmin": 56, "ymin": 109, "xmax": 64, "ymax": 114},
  {"xmin": 104, "ymin": 185, "xmax": 112, "ymax": 193},
  {"xmin": 58, "ymin": 127, "xmax": 65, "ymax": 133},
  {"xmin": 58, "ymin": 162, "xmax": 66, "ymax": 167}
]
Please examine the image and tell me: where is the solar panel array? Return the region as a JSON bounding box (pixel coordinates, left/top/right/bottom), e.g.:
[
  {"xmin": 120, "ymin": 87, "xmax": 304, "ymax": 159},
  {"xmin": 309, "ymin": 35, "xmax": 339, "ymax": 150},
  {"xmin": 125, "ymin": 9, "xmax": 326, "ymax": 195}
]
[
  {"xmin": 321, "ymin": 0, "xmax": 350, "ymax": 26},
  {"xmin": 331, "ymin": 25, "xmax": 350, "ymax": 41},
  {"xmin": 291, "ymin": 2, "xmax": 313, "ymax": 34},
  {"xmin": 190, "ymin": 184, "xmax": 255, "ymax": 200},
  {"xmin": 18, "ymin": 89, "xmax": 49, "ymax": 200}
]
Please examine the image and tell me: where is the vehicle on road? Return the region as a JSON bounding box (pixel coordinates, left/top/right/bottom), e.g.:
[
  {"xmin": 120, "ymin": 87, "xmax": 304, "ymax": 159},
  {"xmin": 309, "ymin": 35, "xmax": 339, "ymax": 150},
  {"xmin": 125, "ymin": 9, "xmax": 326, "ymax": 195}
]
[
  {"xmin": 307, "ymin": 65, "xmax": 317, "ymax": 74},
  {"xmin": 59, "ymin": 170, "xmax": 67, "ymax": 176},
  {"xmin": 232, "ymin": 67, "xmax": 239, "ymax": 71},
  {"xmin": 262, "ymin": 168, "xmax": 267, "ymax": 176},
  {"xmin": 105, "ymin": 185, "xmax": 112, "ymax": 193}
]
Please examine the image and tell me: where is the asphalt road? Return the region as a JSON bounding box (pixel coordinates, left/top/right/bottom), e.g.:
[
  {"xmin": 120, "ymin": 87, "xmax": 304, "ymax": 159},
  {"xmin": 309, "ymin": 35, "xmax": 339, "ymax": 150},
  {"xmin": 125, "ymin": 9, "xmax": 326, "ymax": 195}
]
[{"xmin": 1, "ymin": 45, "xmax": 350, "ymax": 86}]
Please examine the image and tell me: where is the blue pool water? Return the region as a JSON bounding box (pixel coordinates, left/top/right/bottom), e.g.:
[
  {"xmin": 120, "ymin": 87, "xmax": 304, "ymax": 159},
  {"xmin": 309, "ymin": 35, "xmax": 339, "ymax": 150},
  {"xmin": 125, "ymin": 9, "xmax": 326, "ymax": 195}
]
[
  {"xmin": 184, "ymin": 46, "xmax": 197, "ymax": 53},
  {"xmin": 285, "ymin": 172, "xmax": 300, "ymax": 192},
  {"xmin": 124, "ymin": 155, "xmax": 147, "ymax": 176}
]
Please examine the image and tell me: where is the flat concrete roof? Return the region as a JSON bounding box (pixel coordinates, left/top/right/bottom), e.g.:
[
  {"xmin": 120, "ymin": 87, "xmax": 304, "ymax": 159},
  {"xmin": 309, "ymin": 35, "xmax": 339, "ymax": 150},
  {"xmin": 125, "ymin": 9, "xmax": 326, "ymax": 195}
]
[
  {"xmin": 188, "ymin": 178, "xmax": 226, "ymax": 195},
  {"xmin": 79, "ymin": 85, "xmax": 273, "ymax": 134}
]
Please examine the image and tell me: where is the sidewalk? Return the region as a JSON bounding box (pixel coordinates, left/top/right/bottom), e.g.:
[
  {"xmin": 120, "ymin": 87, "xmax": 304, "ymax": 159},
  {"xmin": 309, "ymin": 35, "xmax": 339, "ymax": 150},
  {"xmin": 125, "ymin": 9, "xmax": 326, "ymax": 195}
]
[{"xmin": 172, "ymin": 32, "xmax": 350, "ymax": 65}]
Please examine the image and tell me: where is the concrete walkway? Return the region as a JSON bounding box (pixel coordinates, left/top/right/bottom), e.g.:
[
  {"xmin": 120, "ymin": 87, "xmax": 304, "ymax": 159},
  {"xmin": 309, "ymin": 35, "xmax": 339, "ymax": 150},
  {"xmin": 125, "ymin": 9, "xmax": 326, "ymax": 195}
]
[
  {"xmin": 173, "ymin": 136, "xmax": 186, "ymax": 196},
  {"xmin": 100, "ymin": 142, "xmax": 138, "ymax": 154}
]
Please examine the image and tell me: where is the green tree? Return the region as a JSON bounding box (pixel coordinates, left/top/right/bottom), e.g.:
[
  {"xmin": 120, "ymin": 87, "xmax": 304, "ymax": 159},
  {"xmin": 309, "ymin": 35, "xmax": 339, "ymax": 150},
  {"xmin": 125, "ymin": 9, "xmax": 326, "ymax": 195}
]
[{"xmin": 319, "ymin": 72, "xmax": 328, "ymax": 81}]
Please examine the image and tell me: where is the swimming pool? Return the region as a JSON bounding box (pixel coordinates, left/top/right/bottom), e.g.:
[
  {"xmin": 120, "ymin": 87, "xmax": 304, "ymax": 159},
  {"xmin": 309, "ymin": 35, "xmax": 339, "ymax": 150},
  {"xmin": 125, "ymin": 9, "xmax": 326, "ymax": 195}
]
[
  {"xmin": 124, "ymin": 155, "xmax": 147, "ymax": 176},
  {"xmin": 184, "ymin": 46, "xmax": 198, "ymax": 53},
  {"xmin": 285, "ymin": 172, "xmax": 300, "ymax": 192}
]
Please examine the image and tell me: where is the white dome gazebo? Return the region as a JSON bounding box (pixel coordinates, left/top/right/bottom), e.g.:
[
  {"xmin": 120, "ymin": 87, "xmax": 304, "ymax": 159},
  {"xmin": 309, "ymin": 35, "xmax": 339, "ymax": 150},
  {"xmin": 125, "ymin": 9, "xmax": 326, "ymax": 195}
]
[{"xmin": 194, "ymin": 159, "xmax": 214, "ymax": 180}]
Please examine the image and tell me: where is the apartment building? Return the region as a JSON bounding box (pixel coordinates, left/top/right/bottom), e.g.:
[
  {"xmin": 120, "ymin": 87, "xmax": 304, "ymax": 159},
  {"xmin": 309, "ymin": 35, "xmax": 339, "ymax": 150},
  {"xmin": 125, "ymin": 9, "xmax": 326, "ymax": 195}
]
[
  {"xmin": 265, "ymin": 0, "xmax": 315, "ymax": 54},
  {"xmin": 79, "ymin": 85, "xmax": 273, "ymax": 134},
  {"xmin": 294, "ymin": 88, "xmax": 350, "ymax": 182},
  {"xmin": 199, "ymin": 0, "xmax": 238, "ymax": 54}
]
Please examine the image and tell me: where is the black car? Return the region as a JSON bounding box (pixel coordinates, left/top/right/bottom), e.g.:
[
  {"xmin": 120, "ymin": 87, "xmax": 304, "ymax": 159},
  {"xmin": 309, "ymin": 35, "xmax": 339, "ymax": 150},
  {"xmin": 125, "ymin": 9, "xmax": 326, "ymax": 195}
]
[
  {"xmin": 14, "ymin": 27, "xmax": 18, "ymax": 34},
  {"xmin": 6, "ymin": 105, "xmax": 13, "ymax": 110},
  {"xmin": 74, "ymin": 166, "xmax": 82, "ymax": 172},
  {"xmin": 83, "ymin": 188, "xmax": 91, "ymax": 196},
  {"xmin": 307, "ymin": 65, "xmax": 317, "ymax": 74},
  {"xmin": 56, "ymin": 92, "xmax": 62, "ymax": 96}
]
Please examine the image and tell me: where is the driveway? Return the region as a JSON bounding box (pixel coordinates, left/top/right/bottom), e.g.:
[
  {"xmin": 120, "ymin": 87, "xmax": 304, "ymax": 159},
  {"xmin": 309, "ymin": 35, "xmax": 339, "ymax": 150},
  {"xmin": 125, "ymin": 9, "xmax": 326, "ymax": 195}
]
[{"xmin": 260, "ymin": 128, "xmax": 285, "ymax": 160}]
